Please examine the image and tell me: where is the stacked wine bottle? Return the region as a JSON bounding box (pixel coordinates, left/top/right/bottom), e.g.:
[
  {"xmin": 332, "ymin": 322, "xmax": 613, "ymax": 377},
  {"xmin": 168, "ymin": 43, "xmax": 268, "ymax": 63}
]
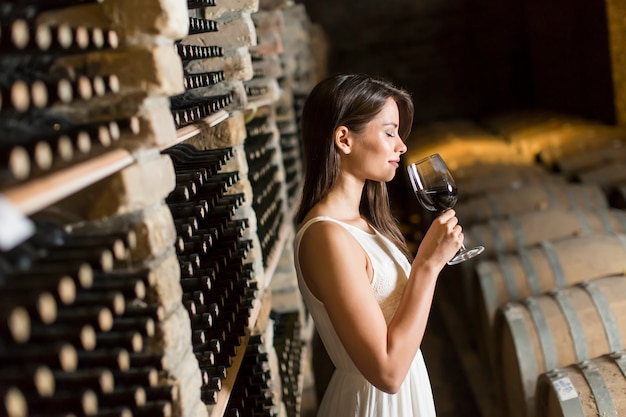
[
  {"xmin": 170, "ymin": 2, "xmax": 232, "ymax": 129},
  {"xmin": 224, "ymin": 334, "xmax": 278, "ymax": 417},
  {"xmin": 271, "ymin": 312, "xmax": 303, "ymax": 417},
  {"xmin": 0, "ymin": 221, "xmax": 179, "ymax": 417},
  {"xmin": 164, "ymin": 143, "xmax": 258, "ymax": 406},
  {"xmin": 244, "ymin": 116, "xmax": 285, "ymax": 268},
  {"xmin": 0, "ymin": 1, "xmax": 137, "ymax": 188}
]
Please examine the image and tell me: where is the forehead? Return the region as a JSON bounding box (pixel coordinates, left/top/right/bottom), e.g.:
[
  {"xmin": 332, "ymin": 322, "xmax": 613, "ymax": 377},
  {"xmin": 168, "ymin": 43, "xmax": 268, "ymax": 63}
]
[{"xmin": 371, "ymin": 98, "xmax": 399, "ymax": 123}]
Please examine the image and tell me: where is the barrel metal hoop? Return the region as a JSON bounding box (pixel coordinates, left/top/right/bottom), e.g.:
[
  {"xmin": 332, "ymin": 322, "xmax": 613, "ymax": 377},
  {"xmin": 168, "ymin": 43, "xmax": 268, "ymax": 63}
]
[
  {"xmin": 498, "ymin": 255, "xmax": 520, "ymax": 300},
  {"xmin": 610, "ymin": 352, "xmax": 626, "ymax": 379},
  {"xmin": 571, "ymin": 206, "xmax": 593, "ymax": 234},
  {"xmin": 579, "ymin": 185, "xmax": 600, "ymax": 211},
  {"xmin": 594, "ymin": 209, "xmax": 614, "ymax": 234},
  {"xmin": 544, "ymin": 182, "xmax": 561, "ymax": 208},
  {"xmin": 477, "ymin": 263, "xmax": 500, "ymax": 321},
  {"xmin": 524, "ymin": 298, "xmax": 559, "ymax": 370},
  {"xmin": 517, "ymin": 247, "xmax": 541, "ymax": 294},
  {"xmin": 578, "ymin": 281, "xmax": 623, "ymax": 352},
  {"xmin": 541, "ymin": 241, "xmax": 567, "ymax": 288},
  {"xmin": 505, "ymin": 304, "xmax": 539, "ymax": 401},
  {"xmin": 545, "ymin": 373, "xmax": 586, "ymax": 417},
  {"xmin": 551, "ymin": 290, "xmax": 589, "ymax": 361},
  {"xmin": 508, "ymin": 215, "xmax": 527, "ymax": 251},
  {"xmin": 578, "ymin": 361, "xmax": 618, "ymax": 417},
  {"xmin": 488, "ymin": 220, "xmax": 506, "ymax": 254},
  {"xmin": 612, "ymin": 232, "xmax": 626, "ymax": 254}
]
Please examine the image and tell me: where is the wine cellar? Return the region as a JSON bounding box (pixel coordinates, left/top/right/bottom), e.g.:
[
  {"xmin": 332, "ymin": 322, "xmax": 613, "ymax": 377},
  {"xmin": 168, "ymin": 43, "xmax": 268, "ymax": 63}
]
[{"xmin": 2, "ymin": 0, "xmax": 626, "ymax": 417}]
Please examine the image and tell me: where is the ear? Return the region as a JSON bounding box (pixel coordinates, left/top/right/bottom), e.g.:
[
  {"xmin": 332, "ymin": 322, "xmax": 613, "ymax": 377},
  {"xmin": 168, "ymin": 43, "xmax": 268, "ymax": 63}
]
[{"xmin": 334, "ymin": 126, "xmax": 352, "ymax": 155}]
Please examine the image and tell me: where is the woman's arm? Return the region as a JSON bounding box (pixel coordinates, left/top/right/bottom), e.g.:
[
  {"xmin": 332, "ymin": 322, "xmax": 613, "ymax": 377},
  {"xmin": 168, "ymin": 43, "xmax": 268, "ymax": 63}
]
[{"xmin": 298, "ymin": 210, "xmax": 462, "ymax": 393}]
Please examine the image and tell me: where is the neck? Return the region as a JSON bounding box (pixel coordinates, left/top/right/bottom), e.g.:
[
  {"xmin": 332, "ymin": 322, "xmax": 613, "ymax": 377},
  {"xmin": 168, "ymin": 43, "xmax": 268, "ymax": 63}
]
[{"xmin": 318, "ymin": 175, "xmax": 364, "ymax": 222}]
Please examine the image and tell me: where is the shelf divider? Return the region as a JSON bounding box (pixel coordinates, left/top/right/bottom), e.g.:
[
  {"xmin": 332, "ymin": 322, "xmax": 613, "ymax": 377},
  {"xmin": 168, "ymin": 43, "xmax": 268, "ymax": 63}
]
[{"xmin": 2, "ymin": 149, "xmax": 134, "ymax": 215}]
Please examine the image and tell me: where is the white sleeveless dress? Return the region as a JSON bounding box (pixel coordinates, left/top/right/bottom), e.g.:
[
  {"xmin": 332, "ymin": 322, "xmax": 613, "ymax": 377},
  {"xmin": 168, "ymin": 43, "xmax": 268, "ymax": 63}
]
[{"xmin": 294, "ymin": 216, "xmax": 437, "ymax": 417}]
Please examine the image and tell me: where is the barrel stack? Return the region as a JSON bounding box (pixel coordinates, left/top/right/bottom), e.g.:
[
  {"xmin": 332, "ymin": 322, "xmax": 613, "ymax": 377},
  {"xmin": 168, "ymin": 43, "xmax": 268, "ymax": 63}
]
[{"xmin": 402, "ymin": 110, "xmax": 626, "ymax": 417}]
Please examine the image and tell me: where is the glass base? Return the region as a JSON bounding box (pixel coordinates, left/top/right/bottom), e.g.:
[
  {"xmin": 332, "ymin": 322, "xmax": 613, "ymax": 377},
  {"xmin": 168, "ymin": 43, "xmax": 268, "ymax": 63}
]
[{"xmin": 447, "ymin": 245, "xmax": 485, "ymax": 265}]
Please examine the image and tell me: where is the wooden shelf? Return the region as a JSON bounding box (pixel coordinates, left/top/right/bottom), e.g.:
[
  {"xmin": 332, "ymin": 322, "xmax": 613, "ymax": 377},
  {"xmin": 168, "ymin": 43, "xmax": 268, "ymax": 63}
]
[
  {"xmin": 167, "ymin": 110, "xmax": 230, "ymax": 150},
  {"xmin": 2, "ymin": 149, "xmax": 134, "ymax": 215}
]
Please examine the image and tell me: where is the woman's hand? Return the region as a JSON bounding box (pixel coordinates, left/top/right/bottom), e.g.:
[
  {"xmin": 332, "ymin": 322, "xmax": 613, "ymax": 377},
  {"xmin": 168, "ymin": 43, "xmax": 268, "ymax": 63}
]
[{"xmin": 413, "ymin": 209, "xmax": 464, "ymax": 273}]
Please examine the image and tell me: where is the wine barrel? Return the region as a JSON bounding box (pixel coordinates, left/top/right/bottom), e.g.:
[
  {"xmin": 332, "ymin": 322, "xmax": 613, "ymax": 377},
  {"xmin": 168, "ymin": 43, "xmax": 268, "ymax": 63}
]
[
  {"xmin": 577, "ymin": 162, "xmax": 626, "ymax": 193},
  {"xmin": 473, "ymin": 233, "xmax": 626, "ymax": 371},
  {"xmin": 535, "ymin": 351, "xmax": 626, "ymax": 417},
  {"xmin": 493, "ymin": 276, "xmax": 626, "ymax": 417},
  {"xmin": 455, "ymin": 183, "xmax": 608, "ymax": 226},
  {"xmin": 404, "ymin": 119, "xmax": 532, "ymax": 172},
  {"xmin": 554, "ymin": 143, "xmax": 626, "ymax": 177},
  {"xmin": 467, "ymin": 208, "xmax": 626, "ymax": 258},
  {"xmin": 535, "ymin": 124, "xmax": 626, "ymax": 169},
  {"xmin": 483, "ymin": 111, "xmax": 626, "ymax": 168},
  {"xmin": 455, "ymin": 164, "xmax": 564, "ymax": 198}
]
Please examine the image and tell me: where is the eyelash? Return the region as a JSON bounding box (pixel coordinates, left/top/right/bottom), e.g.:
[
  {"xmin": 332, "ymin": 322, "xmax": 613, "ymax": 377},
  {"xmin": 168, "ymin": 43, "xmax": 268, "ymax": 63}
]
[{"xmin": 386, "ymin": 131, "xmax": 395, "ymax": 137}]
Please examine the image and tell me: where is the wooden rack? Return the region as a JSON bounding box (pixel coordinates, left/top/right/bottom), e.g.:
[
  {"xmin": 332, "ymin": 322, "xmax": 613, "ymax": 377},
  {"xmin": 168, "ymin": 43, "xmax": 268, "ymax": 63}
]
[{"xmin": 2, "ymin": 149, "xmax": 134, "ymax": 215}]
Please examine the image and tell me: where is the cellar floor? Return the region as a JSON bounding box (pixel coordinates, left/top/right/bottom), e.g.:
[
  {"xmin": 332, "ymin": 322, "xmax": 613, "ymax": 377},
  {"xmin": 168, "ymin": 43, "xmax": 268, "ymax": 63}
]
[{"xmin": 299, "ymin": 295, "xmax": 482, "ymax": 417}]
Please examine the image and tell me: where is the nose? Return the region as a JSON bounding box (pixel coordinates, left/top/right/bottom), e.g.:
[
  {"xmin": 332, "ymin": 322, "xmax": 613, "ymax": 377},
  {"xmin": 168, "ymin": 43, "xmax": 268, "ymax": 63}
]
[{"xmin": 397, "ymin": 138, "xmax": 407, "ymax": 154}]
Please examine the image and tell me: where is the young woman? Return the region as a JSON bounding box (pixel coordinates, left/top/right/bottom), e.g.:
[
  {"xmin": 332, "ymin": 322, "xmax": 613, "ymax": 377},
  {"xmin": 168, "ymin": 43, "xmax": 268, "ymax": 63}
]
[{"xmin": 294, "ymin": 74, "xmax": 464, "ymax": 416}]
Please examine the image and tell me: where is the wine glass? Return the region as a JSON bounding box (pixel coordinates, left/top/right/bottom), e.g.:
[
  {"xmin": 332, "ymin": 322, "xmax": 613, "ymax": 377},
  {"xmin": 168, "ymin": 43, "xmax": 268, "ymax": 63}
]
[{"xmin": 407, "ymin": 153, "xmax": 484, "ymax": 265}]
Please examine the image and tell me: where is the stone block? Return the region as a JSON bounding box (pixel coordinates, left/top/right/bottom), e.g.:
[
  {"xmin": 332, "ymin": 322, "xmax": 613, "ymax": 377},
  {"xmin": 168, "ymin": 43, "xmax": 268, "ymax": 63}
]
[
  {"xmin": 54, "ymin": 149, "xmax": 176, "ymax": 220},
  {"xmin": 39, "ymin": 0, "xmax": 189, "ymax": 40},
  {"xmin": 102, "ymin": 0, "xmax": 189, "ymax": 40},
  {"xmin": 184, "ymin": 110, "xmax": 248, "ymax": 149},
  {"xmin": 182, "ymin": 13, "xmax": 257, "ymax": 50},
  {"xmin": 184, "ymin": 46, "xmax": 253, "ymax": 82},
  {"xmin": 133, "ymin": 96, "xmax": 180, "ymax": 149},
  {"xmin": 57, "ymin": 44, "xmax": 185, "ymax": 97},
  {"xmin": 252, "ymin": 55, "xmax": 283, "ymax": 79},
  {"xmin": 204, "ymin": 0, "xmax": 259, "ymax": 19}
]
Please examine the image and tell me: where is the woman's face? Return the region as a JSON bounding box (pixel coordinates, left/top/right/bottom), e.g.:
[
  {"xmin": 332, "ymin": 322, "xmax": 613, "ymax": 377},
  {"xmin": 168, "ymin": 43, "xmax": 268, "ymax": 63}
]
[{"xmin": 344, "ymin": 98, "xmax": 407, "ymax": 183}]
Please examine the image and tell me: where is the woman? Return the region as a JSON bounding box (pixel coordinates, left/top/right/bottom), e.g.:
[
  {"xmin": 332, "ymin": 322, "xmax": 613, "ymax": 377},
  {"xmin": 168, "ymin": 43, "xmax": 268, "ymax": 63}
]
[{"xmin": 294, "ymin": 74, "xmax": 464, "ymax": 416}]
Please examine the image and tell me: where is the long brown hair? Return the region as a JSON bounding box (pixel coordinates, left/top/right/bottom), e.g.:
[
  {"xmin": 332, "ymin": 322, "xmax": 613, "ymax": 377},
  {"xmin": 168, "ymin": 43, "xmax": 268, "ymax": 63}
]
[{"xmin": 296, "ymin": 74, "xmax": 414, "ymax": 260}]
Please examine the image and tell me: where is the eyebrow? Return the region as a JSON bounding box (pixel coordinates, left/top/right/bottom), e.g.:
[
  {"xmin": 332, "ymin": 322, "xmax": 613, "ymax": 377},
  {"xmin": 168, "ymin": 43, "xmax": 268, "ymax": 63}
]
[{"xmin": 383, "ymin": 122, "xmax": 398, "ymax": 127}]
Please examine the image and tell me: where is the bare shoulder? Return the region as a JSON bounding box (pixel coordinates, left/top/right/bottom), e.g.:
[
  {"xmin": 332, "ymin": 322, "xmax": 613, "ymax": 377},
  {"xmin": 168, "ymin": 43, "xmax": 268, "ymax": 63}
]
[{"xmin": 297, "ymin": 220, "xmax": 369, "ymax": 299}]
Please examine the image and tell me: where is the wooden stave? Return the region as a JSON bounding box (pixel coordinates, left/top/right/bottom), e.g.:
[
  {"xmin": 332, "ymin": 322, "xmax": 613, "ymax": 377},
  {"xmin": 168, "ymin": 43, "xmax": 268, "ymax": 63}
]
[
  {"xmin": 473, "ymin": 233, "xmax": 626, "ymax": 370},
  {"xmin": 535, "ymin": 351, "xmax": 626, "ymax": 417},
  {"xmin": 455, "ymin": 183, "xmax": 608, "ymax": 226},
  {"xmin": 493, "ymin": 276, "xmax": 626, "ymax": 417}
]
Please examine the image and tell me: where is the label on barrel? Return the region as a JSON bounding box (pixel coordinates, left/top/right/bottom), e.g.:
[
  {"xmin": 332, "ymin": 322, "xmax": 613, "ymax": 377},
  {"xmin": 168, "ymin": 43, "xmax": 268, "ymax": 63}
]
[{"xmin": 552, "ymin": 376, "xmax": 578, "ymax": 401}]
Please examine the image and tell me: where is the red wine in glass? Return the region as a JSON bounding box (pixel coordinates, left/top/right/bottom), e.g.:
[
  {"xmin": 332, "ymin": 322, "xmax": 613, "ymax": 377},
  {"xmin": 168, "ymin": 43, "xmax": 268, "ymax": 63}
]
[{"xmin": 407, "ymin": 153, "xmax": 484, "ymax": 265}]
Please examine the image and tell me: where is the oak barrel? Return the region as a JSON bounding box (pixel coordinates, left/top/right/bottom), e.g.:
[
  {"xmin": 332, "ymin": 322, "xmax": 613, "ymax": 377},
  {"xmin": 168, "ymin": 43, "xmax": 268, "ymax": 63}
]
[
  {"xmin": 455, "ymin": 164, "xmax": 564, "ymax": 198},
  {"xmin": 493, "ymin": 276, "xmax": 626, "ymax": 417},
  {"xmin": 535, "ymin": 351, "xmax": 626, "ymax": 417},
  {"xmin": 554, "ymin": 143, "xmax": 626, "ymax": 177},
  {"xmin": 576, "ymin": 162, "xmax": 626, "ymax": 193},
  {"xmin": 455, "ymin": 183, "xmax": 608, "ymax": 226},
  {"xmin": 467, "ymin": 208, "xmax": 626, "ymax": 258},
  {"xmin": 472, "ymin": 233, "xmax": 626, "ymax": 375}
]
